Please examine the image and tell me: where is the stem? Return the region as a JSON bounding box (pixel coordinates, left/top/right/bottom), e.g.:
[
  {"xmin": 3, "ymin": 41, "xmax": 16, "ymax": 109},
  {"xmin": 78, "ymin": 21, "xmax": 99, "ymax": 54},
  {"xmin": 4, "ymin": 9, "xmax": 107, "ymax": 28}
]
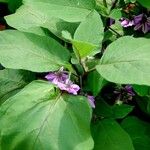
[
  {"xmin": 108, "ymin": 26, "xmax": 122, "ymax": 37},
  {"xmin": 79, "ymin": 76, "xmax": 83, "ymax": 90},
  {"xmin": 73, "ymin": 45, "xmax": 86, "ymax": 74},
  {"xmin": 87, "ymin": 67, "xmax": 96, "ymax": 72}
]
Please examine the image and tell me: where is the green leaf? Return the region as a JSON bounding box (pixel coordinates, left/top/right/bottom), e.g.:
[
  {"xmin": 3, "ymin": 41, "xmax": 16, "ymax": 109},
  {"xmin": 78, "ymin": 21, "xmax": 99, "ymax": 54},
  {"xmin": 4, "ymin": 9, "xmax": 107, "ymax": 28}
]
[
  {"xmin": 137, "ymin": 0, "xmax": 150, "ymax": 9},
  {"xmin": 121, "ymin": 116, "xmax": 150, "ymax": 150},
  {"xmin": 73, "ymin": 11, "xmax": 104, "ymax": 58},
  {"xmin": 109, "ymin": 9, "xmax": 122, "ymax": 20},
  {"xmin": 73, "ymin": 41, "xmax": 97, "ymax": 59},
  {"xmin": 0, "ymin": 80, "xmax": 94, "ymax": 150},
  {"xmin": 22, "ymin": 27, "xmax": 50, "ymax": 36},
  {"xmin": 133, "ymin": 85, "xmax": 150, "ymax": 96},
  {"xmin": 136, "ymin": 96, "xmax": 150, "ymax": 115},
  {"xmin": 92, "ymin": 119, "xmax": 134, "ymax": 150},
  {"xmin": 95, "ymin": 100, "xmax": 134, "ymax": 119},
  {"xmin": 0, "ymin": 0, "xmax": 8, "ymax": 2},
  {"xmin": 86, "ymin": 71, "xmax": 107, "ymax": 96},
  {"xmin": 0, "ymin": 30, "xmax": 71, "ymax": 72},
  {"xmin": 26, "ymin": 1, "xmax": 95, "ymax": 22},
  {"xmin": 8, "ymin": 0, "xmax": 22, "ymax": 12},
  {"xmin": 96, "ymin": 36, "xmax": 150, "ymax": 86},
  {"xmin": 0, "ymin": 69, "xmax": 35, "ymax": 104},
  {"xmin": 5, "ymin": 0, "xmax": 95, "ymax": 39}
]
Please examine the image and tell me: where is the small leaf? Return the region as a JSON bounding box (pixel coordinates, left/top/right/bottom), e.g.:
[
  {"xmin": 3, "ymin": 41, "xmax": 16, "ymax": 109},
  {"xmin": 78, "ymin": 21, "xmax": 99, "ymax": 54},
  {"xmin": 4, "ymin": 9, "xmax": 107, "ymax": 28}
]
[
  {"xmin": 0, "ymin": 30, "xmax": 71, "ymax": 72},
  {"xmin": 96, "ymin": 36, "xmax": 150, "ymax": 86},
  {"xmin": 0, "ymin": 80, "xmax": 94, "ymax": 150},
  {"xmin": 109, "ymin": 9, "xmax": 122, "ymax": 20},
  {"xmin": 92, "ymin": 119, "xmax": 134, "ymax": 150}
]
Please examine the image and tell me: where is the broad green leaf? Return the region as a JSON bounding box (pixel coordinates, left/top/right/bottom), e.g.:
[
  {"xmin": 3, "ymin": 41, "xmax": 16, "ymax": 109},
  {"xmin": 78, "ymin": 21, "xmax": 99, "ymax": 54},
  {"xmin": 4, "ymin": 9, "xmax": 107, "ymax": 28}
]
[
  {"xmin": 96, "ymin": 36, "xmax": 150, "ymax": 85},
  {"xmin": 22, "ymin": 1, "xmax": 94, "ymax": 22},
  {"xmin": 95, "ymin": 100, "xmax": 134, "ymax": 119},
  {"xmin": 86, "ymin": 71, "xmax": 107, "ymax": 96},
  {"xmin": 73, "ymin": 11, "xmax": 104, "ymax": 58},
  {"xmin": 0, "ymin": 69, "xmax": 35, "ymax": 104},
  {"xmin": 24, "ymin": 0, "xmax": 95, "ymax": 9},
  {"xmin": 0, "ymin": 80, "xmax": 94, "ymax": 150},
  {"xmin": 5, "ymin": 6, "xmax": 79, "ymax": 39},
  {"xmin": 92, "ymin": 119, "xmax": 134, "ymax": 150},
  {"xmin": 0, "ymin": 30, "xmax": 71, "ymax": 72},
  {"xmin": 5, "ymin": 0, "xmax": 95, "ymax": 35},
  {"xmin": 137, "ymin": 0, "xmax": 150, "ymax": 8},
  {"xmin": 121, "ymin": 116, "xmax": 150, "ymax": 150}
]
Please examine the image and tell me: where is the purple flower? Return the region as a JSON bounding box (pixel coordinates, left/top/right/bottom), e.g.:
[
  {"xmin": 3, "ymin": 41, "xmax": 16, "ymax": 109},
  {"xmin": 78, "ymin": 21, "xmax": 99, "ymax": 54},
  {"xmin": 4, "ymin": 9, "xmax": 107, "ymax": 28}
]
[
  {"xmin": 120, "ymin": 18, "xmax": 134, "ymax": 27},
  {"xmin": 87, "ymin": 95, "xmax": 95, "ymax": 108},
  {"xmin": 45, "ymin": 67, "xmax": 80, "ymax": 95},
  {"xmin": 57, "ymin": 79, "xmax": 80, "ymax": 95},
  {"xmin": 124, "ymin": 85, "xmax": 135, "ymax": 96},
  {"xmin": 134, "ymin": 14, "xmax": 150, "ymax": 33},
  {"xmin": 45, "ymin": 68, "xmax": 68, "ymax": 85}
]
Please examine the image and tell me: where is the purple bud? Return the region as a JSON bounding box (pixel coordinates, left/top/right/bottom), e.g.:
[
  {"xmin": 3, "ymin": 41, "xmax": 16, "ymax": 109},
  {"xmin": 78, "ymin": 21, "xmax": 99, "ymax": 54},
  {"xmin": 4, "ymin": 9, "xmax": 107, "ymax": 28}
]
[
  {"xmin": 125, "ymin": 85, "xmax": 135, "ymax": 96},
  {"xmin": 87, "ymin": 95, "xmax": 95, "ymax": 108}
]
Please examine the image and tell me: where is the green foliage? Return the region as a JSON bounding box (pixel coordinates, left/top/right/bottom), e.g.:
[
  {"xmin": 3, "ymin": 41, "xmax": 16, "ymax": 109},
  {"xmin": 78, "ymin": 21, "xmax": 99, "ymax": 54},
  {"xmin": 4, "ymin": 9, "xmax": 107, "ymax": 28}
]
[
  {"xmin": 96, "ymin": 36, "xmax": 150, "ymax": 85},
  {"xmin": 86, "ymin": 71, "xmax": 107, "ymax": 96},
  {"xmin": 73, "ymin": 11, "xmax": 104, "ymax": 58},
  {"xmin": 92, "ymin": 119, "xmax": 134, "ymax": 150},
  {"xmin": 0, "ymin": 0, "xmax": 8, "ymax": 2},
  {"xmin": 1, "ymin": 0, "xmax": 150, "ymax": 149},
  {"xmin": 0, "ymin": 80, "xmax": 94, "ymax": 150},
  {"xmin": 136, "ymin": 96, "xmax": 150, "ymax": 115},
  {"xmin": 122, "ymin": 116, "xmax": 150, "ymax": 150},
  {"xmin": 0, "ymin": 69, "xmax": 35, "ymax": 104},
  {"xmin": 95, "ymin": 100, "xmax": 134, "ymax": 119},
  {"xmin": 133, "ymin": 85, "xmax": 150, "ymax": 96},
  {"xmin": 8, "ymin": 0, "xmax": 22, "ymax": 12},
  {"xmin": 137, "ymin": 0, "xmax": 150, "ymax": 8},
  {"xmin": 5, "ymin": 0, "xmax": 95, "ymax": 38},
  {"xmin": 0, "ymin": 30, "xmax": 71, "ymax": 72}
]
